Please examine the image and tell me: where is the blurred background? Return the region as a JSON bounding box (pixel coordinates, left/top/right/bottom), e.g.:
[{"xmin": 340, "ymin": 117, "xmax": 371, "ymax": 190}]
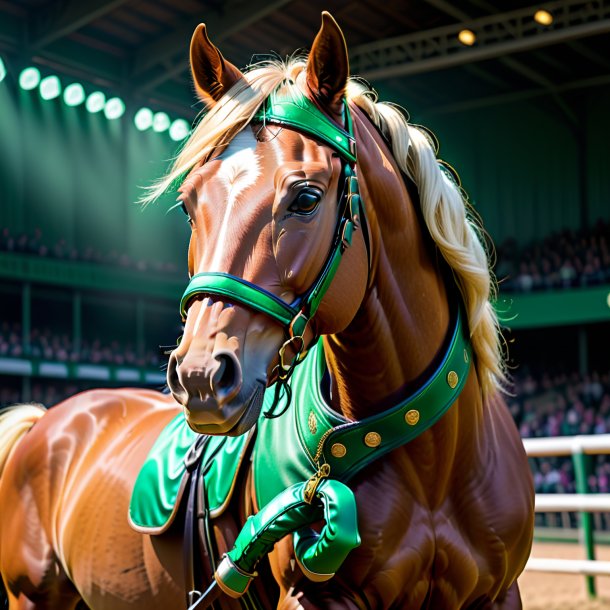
[{"xmin": 0, "ymin": 0, "xmax": 609, "ymax": 604}]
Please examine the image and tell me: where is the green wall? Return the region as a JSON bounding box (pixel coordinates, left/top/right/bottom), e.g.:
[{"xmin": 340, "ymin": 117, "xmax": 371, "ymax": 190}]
[
  {"xmin": 0, "ymin": 80, "xmax": 190, "ymax": 268},
  {"xmin": 585, "ymin": 86, "xmax": 610, "ymax": 224},
  {"xmin": 1, "ymin": 78, "xmax": 608, "ymax": 263},
  {"xmin": 417, "ymin": 86, "xmax": 610, "ymax": 245}
]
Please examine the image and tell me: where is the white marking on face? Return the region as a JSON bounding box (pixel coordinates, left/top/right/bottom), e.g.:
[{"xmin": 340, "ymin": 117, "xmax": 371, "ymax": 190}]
[{"xmin": 209, "ymin": 128, "xmax": 260, "ymax": 271}]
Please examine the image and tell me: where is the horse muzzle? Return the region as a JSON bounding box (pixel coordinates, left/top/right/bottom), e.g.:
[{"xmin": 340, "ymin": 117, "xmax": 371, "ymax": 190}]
[
  {"xmin": 168, "ymin": 347, "xmax": 265, "ymax": 435},
  {"xmin": 183, "ymin": 381, "xmax": 266, "ymax": 436}
]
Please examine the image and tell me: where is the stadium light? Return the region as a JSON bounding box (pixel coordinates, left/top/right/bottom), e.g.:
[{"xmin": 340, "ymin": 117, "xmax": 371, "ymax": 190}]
[
  {"xmin": 40, "ymin": 75, "xmax": 62, "ymax": 100},
  {"xmin": 134, "ymin": 107, "xmax": 153, "ymax": 131},
  {"xmin": 534, "ymin": 10, "xmax": 553, "ymax": 26},
  {"xmin": 152, "ymin": 111, "xmax": 170, "ymax": 132},
  {"xmin": 0, "ymin": 56, "xmax": 6, "ymax": 83},
  {"xmin": 63, "ymin": 83, "xmax": 85, "ymax": 106},
  {"xmin": 86, "ymin": 91, "xmax": 106, "ymax": 113},
  {"xmin": 169, "ymin": 119, "xmax": 190, "ymax": 141},
  {"xmin": 458, "ymin": 29, "xmax": 476, "ymax": 46},
  {"xmin": 19, "ymin": 67, "xmax": 41, "ymax": 91},
  {"xmin": 104, "ymin": 96, "xmax": 125, "ymax": 120}
]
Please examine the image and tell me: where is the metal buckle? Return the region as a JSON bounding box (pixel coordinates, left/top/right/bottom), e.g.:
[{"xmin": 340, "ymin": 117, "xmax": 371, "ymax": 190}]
[
  {"xmin": 347, "ymin": 136, "xmax": 357, "ymax": 158},
  {"xmin": 303, "ymin": 463, "xmax": 331, "ymax": 504},
  {"xmin": 288, "ymin": 310, "xmax": 309, "ymax": 339},
  {"xmin": 187, "ymin": 591, "xmax": 202, "ymax": 606},
  {"xmin": 278, "ymin": 335, "xmax": 305, "ymax": 376},
  {"xmin": 341, "ymin": 219, "xmax": 354, "ymax": 251},
  {"xmin": 347, "ymin": 174, "xmax": 358, "ymax": 195}
]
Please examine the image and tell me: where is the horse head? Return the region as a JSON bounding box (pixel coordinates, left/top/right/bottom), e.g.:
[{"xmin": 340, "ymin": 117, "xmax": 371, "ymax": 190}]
[{"xmin": 166, "ymin": 14, "xmax": 370, "ymax": 436}]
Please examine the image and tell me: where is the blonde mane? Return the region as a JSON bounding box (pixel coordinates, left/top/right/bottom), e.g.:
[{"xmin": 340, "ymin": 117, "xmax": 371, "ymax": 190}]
[{"xmin": 144, "ymin": 57, "xmax": 506, "ymax": 398}]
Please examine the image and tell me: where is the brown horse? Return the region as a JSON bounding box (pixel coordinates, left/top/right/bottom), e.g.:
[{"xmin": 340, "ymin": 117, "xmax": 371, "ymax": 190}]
[{"xmin": 0, "ymin": 13, "xmax": 534, "ymax": 610}]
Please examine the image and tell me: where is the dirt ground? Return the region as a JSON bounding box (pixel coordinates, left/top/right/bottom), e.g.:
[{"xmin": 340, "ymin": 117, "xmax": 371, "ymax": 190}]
[{"xmin": 519, "ymin": 542, "xmax": 610, "ymax": 610}]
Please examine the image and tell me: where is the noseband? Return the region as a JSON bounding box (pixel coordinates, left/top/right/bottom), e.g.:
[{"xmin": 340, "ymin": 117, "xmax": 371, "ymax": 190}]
[{"xmin": 179, "ymin": 90, "xmax": 368, "ymax": 380}]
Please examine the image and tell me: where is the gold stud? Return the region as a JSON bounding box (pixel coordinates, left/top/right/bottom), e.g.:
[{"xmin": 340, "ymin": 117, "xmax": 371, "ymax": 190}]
[
  {"xmin": 405, "ymin": 409, "xmax": 420, "ymax": 426},
  {"xmin": 330, "ymin": 443, "xmax": 347, "ymax": 458},
  {"xmin": 364, "ymin": 432, "xmax": 381, "ymax": 448},
  {"xmin": 308, "ymin": 411, "xmax": 317, "ymax": 435},
  {"xmin": 447, "ymin": 370, "xmax": 458, "ymax": 389}
]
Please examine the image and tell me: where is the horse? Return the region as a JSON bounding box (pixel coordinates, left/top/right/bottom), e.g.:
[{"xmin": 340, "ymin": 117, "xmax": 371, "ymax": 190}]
[{"xmin": 0, "ymin": 12, "xmax": 534, "ymax": 610}]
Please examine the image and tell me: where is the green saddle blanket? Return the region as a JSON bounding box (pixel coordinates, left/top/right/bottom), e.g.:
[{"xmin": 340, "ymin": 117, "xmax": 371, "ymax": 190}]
[
  {"xmin": 130, "ymin": 304, "xmax": 469, "ymax": 533},
  {"xmin": 129, "ymin": 414, "xmax": 250, "ymax": 533}
]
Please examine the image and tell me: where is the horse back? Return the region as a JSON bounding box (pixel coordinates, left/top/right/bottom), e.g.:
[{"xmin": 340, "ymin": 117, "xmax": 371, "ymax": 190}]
[{"xmin": 0, "ymin": 388, "xmax": 184, "ymax": 609}]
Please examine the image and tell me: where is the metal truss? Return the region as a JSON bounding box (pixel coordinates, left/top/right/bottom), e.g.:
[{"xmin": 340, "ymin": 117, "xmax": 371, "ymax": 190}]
[
  {"xmin": 350, "ymin": 0, "xmax": 610, "ymax": 80},
  {"xmin": 29, "ymin": 0, "xmax": 130, "ymax": 50},
  {"xmin": 131, "ymin": 0, "xmax": 293, "ymax": 93}
]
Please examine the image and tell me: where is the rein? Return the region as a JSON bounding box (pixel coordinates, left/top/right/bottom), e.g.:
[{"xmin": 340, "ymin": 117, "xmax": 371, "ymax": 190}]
[{"xmin": 179, "ymin": 90, "xmax": 368, "ymax": 394}]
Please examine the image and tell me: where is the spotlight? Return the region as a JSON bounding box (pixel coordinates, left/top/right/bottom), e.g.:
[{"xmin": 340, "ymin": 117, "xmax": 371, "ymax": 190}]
[
  {"xmin": 0, "ymin": 56, "xmax": 6, "ymax": 83},
  {"xmin": 39, "ymin": 75, "xmax": 61, "ymax": 100},
  {"xmin": 458, "ymin": 29, "xmax": 476, "ymax": 46},
  {"xmin": 169, "ymin": 119, "xmax": 190, "ymax": 141},
  {"xmin": 86, "ymin": 91, "xmax": 106, "ymax": 113},
  {"xmin": 104, "ymin": 96, "xmax": 125, "ymax": 120},
  {"xmin": 134, "ymin": 107, "xmax": 153, "ymax": 131},
  {"xmin": 153, "ymin": 111, "xmax": 170, "ymax": 132},
  {"xmin": 19, "ymin": 67, "xmax": 41, "ymax": 91},
  {"xmin": 534, "ymin": 9, "xmax": 553, "ymax": 26},
  {"xmin": 63, "ymin": 83, "xmax": 85, "ymax": 106}
]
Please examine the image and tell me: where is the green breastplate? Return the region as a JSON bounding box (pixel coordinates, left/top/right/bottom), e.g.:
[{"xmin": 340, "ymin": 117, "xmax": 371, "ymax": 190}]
[{"xmin": 253, "ymin": 307, "xmax": 472, "ymax": 508}]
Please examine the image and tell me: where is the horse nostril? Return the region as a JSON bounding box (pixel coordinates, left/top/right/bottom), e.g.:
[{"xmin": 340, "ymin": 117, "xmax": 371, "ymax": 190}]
[{"xmin": 211, "ymin": 351, "xmax": 242, "ymax": 401}]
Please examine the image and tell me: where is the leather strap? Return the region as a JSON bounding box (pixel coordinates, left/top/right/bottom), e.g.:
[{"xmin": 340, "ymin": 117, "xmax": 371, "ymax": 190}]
[
  {"xmin": 256, "ymin": 92, "xmax": 356, "ymax": 163},
  {"xmin": 179, "ymin": 89, "xmax": 367, "ymax": 355},
  {"xmin": 180, "ymin": 272, "xmax": 298, "ymax": 325},
  {"xmin": 184, "ymin": 436, "xmax": 213, "ymax": 607},
  {"xmin": 294, "ymin": 305, "xmax": 472, "ymax": 481}
]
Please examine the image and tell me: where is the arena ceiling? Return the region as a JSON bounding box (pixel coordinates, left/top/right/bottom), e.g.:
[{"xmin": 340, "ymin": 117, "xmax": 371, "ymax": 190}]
[{"xmin": 1, "ymin": 0, "xmax": 609, "ymax": 119}]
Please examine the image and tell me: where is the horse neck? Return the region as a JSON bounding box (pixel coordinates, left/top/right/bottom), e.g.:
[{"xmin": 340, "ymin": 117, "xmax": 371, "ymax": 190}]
[{"xmin": 323, "ymin": 109, "xmax": 451, "ymax": 421}]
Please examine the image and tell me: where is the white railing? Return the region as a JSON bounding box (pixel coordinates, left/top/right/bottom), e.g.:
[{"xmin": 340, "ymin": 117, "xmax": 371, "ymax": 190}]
[
  {"xmin": 523, "ymin": 434, "xmax": 610, "ymax": 596},
  {"xmin": 523, "ymin": 434, "xmax": 610, "ymax": 457},
  {"xmin": 526, "ymin": 558, "xmax": 610, "ymax": 576},
  {"xmin": 535, "ymin": 494, "xmax": 610, "ymax": 512}
]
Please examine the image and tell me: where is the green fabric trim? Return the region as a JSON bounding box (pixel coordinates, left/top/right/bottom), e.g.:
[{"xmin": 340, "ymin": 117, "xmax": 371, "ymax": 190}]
[
  {"xmin": 305, "ymin": 222, "xmax": 349, "ymax": 318},
  {"xmin": 256, "ymin": 92, "xmax": 356, "ymax": 163},
  {"xmin": 180, "ymin": 272, "xmax": 298, "ymax": 324},
  {"xmin": 217, "ymin": 478, "xmax": 359, "ymax": 596},
  {"xmin": 129, "ymin": 414, "xmax": 250, "ymax": 532},
  {"xmin": 320, "ymin": 309, "xmax": 471, "ymax": 479},
  {"xmin": 253, "ymin": 307, "xmax": 472, "ymax": 507}
]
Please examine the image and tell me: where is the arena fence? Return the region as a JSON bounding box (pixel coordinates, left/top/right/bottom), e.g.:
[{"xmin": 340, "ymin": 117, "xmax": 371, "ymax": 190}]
[{"xmin": 523, "ymin": 434, "xmax": 610, "ymax": 598}]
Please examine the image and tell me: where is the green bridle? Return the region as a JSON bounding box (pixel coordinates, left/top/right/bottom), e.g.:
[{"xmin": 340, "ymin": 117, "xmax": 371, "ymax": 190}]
[{"xmin": 180, "ymin": 89, "xmax": 367, "ymax": 378}]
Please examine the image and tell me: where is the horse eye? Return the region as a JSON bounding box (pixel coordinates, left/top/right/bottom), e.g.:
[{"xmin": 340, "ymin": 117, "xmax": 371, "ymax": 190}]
[
  {"xmin": 289, "ymin": 188, "xmax": 322, "ymax": 215},
  {"xmin": 180, "ymin": 202, "xmax": 193, "ymax": 224}
]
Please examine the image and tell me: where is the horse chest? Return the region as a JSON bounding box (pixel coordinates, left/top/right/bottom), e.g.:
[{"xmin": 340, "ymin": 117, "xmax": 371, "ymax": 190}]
[{"xmin": 332, "ymin": 440, "xmax": 525, "ymax": 609}]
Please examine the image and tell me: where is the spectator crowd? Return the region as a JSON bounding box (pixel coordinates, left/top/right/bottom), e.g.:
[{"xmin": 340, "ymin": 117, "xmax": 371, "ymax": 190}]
[
  {"xmin": 2, "ymin": 218, "xmax": 610, "ymax": 530},
  {"xmin": 0, "ymin": 383, "xmax": 80, "ymax": 410},
  {"xmin": 0, "ymin": 321, "xmax": 163, "ymax": 369},
  {"xmin": 509, "ymin": 370, "xmax": 610, "ymax": 506},
  {"xmin": 0, "ymin": 227, "xmax": 179, "ymax": 275},
  {"xmin": 3, "ymin": 219, "xmax": 610, "ymax": 292},
  {"xmin": 496, "ymin": 218, "xmax": 610, "ymax": 292}
]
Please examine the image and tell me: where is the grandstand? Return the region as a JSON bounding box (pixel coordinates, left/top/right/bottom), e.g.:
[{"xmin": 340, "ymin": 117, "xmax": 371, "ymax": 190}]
[{"xmin": 0, "ymin": 0, "xmax": 610, "ymax": 605}]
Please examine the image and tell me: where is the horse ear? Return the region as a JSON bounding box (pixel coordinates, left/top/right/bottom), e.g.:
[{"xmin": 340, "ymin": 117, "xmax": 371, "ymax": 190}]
[
  {"xmin": 190, "ymin": 23, "xmax": 244, "ymax": 107},
  {"xmin": 306, "ymin": 12, "xmax": 349, "ymax": 114}
]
